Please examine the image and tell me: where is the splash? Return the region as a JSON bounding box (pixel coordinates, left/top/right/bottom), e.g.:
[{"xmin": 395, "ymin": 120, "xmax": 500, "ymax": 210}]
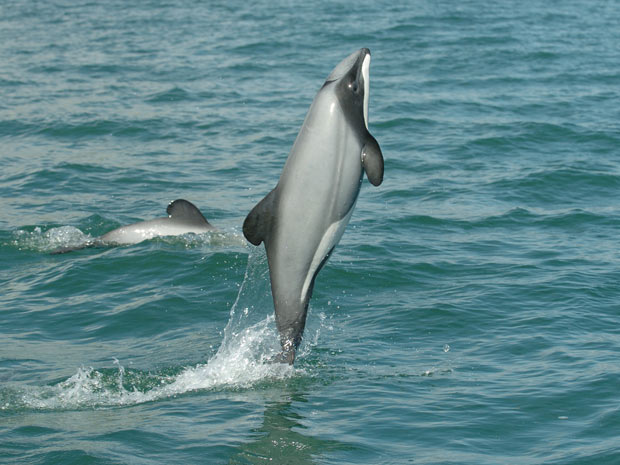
[
  {"xmin": 12, "ymin": 226, "xmax": 92, "ymax": 253},
  {"xmin": 3, "ymin": 248, "xmax": 298, "ymax": 411}
]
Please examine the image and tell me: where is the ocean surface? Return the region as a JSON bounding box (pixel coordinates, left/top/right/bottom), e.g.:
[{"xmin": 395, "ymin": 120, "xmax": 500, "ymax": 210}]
[{"xmin": 1, "ymin": 1, "xmax": 619, "ymax": 463}]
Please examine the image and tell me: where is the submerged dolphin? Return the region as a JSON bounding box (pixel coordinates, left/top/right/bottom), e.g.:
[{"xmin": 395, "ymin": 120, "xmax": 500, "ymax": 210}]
[
  {"xmin": 243, "ymin": 48, "xmax": 384, "ymax": 364},
  {"xmin": 51, "ymin": 199, "xmax": 215, "ymax": 254}
]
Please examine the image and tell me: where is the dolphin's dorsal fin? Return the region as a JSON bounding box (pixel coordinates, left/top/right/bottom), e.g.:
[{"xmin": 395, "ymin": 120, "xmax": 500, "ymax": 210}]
[
  {"xmin": 166, "ymin": 199, "xmax": 211, "ymax": 226},
  {"xmin": 243, "ymin": 189, "xmax": 277, "ymax": 246},
  {"xmin": 361, "ymin": 134, "xmax": 384, "ymax": 186}
]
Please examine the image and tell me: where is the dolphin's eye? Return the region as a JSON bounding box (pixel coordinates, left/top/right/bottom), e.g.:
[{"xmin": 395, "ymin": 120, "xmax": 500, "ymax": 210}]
[{"xmin": 350, "ymin": 81, "xmax": 359, "ymax": 93}]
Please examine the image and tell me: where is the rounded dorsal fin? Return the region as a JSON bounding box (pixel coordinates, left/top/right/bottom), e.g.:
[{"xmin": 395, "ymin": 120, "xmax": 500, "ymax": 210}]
[{"xmin": 166, "ymin": 199, "xmax": 211, "ymax": 226}]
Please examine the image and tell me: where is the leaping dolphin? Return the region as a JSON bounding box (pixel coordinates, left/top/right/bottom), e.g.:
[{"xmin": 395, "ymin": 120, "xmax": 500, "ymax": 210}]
[
  {"xmin": 243, "ymin": 48, "xmax": 384, "ymax": 364},
  {"xmin": 51, "ymin": 199, "xmax": 215, "ymax": 254}
]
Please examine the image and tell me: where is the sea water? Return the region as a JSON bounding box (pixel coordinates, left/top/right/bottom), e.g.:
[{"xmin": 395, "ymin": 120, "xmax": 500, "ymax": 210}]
[{"xmin": 1, "ymin": 1, "xmax": 619, "ymax": 463}]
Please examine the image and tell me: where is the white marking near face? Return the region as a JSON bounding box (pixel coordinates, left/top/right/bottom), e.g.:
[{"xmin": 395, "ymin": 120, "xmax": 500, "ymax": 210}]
[{"xmin": 362, "ymin": 54, "xmax": 371, "ymax": 129}]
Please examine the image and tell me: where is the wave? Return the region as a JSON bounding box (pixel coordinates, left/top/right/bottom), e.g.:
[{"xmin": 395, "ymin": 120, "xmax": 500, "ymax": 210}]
[
  {"xmin": 487, "ymin": 165, "xmax": 620, "ymax": 205},
  {"xmin": 383, "ymin": 207, "xmax": 619, "ymax": 234}
]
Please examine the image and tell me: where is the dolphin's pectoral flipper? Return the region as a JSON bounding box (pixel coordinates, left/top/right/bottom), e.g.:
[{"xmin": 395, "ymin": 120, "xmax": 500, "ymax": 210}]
[
  {"xmin": 167, "ymin": 199, "xmax": 211, "ymax": 226},
  {"xmin": 361, "ymin": 134, "xmax": 384, "ymax": 186},
  {"xmin": 243, "ymin": 189, "xmax": 277, "ymax": 246}
]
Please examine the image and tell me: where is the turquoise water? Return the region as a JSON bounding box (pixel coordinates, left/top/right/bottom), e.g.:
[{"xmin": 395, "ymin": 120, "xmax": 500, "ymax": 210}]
[{"xmin": 2, "ymin": 0, "xmax": 620, "ymax": 463}]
